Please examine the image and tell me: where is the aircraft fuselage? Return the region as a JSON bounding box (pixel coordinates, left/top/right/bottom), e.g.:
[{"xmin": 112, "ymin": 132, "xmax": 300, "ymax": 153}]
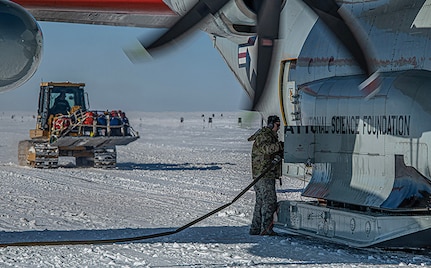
[{"xmin": 213, "ymin": 1, "xmax": 431, "ymax": 247}]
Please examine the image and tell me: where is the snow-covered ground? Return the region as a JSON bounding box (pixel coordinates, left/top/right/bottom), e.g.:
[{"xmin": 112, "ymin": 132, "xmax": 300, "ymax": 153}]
[{"xmin": 0, "ymin": 111, "xmax": 429, "ymax": 267}]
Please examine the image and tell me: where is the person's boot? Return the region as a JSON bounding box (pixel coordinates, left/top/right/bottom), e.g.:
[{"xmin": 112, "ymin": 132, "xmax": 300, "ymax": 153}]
[
  {"xmin": 249, "ymin": 229, "xmax": 261, "ymax": 235},
  {"xmin": 260, "ymin": 229, "xmax": 278, "ymax": 236}
]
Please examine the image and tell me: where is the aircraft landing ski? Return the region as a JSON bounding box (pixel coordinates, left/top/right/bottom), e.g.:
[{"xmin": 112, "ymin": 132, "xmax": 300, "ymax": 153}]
[{"xmin": 274, "ymin": 200, "xmax": 431, "ymax": 249}]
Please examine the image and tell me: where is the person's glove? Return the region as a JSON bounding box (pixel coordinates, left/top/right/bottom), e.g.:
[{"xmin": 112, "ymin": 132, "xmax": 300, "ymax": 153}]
[{"xmin": 272, "ymin": 154, "xmax": 282, "ymax": 164}]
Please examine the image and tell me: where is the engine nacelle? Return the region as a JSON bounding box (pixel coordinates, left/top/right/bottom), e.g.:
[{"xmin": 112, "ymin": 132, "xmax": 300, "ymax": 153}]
[{"xmin": 0, "ymin": 0, "xmax": 42, "ymax": 92}]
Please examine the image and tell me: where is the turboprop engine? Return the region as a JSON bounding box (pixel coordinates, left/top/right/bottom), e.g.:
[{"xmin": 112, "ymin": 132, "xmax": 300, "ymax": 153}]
[{"xmin": 0, "ymin": 0, "xmax": 43, "ymax": 92}]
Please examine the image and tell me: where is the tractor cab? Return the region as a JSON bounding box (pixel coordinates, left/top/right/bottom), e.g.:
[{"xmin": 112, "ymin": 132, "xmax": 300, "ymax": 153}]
[{"xmin": 37, "ymin": 82, "xmax": 87, "ymax": 131}]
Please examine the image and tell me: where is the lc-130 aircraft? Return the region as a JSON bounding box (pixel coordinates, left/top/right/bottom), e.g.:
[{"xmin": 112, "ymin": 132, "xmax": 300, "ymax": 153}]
[{"xmin": 5, "ymin": 0, "xmax": 431, "ymax": 248}]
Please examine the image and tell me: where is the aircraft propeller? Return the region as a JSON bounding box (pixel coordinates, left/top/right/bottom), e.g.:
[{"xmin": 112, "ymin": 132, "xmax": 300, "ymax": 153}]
[
  {"xmin": 144, "ymin": 0, "xmax": 232, "ymax": 52},
  {"xmin": 133, "ymin": 0, "xmax": 376, "ymax": 110}
]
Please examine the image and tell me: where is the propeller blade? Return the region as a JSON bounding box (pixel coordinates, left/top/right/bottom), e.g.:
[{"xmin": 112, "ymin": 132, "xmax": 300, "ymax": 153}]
[
  {"xmin": 142, "ymin": 0, "xmax": 231, "ymax": 53},
  {"xmin": 252, "ymin": 0, "xmax": 283, "ymax": 110},
  {"xmin": 302, "ymin": 0, "xmax": 374, "ymax": 76}
]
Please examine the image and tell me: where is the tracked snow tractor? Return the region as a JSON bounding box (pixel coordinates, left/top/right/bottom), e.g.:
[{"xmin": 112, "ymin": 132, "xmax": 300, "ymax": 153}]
[{"xmin": 18, "ymin": 82, "xmax": 139, "ymax": 168}]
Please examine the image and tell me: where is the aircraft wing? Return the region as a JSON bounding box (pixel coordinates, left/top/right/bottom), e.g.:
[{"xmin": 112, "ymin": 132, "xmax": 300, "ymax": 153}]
[{"xmin": 13, "ymin": 0, "xmax": 179, "ymax": 28}]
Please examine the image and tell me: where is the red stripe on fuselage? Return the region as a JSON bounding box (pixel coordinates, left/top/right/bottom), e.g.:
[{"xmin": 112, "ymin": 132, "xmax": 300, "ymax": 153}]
[{"xmin": 13, "ymin": 0, "xmax": 174, "ymax": 14}]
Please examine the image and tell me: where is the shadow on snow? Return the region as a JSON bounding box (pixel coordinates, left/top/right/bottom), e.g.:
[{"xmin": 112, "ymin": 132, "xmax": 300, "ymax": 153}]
[
  {"xmin": 116, "ymin": 162, "xmax": 236, "ymax": 171},
  {"xmin": 0, "ymin": 226, "xmax": 428, "ymax": 265}
]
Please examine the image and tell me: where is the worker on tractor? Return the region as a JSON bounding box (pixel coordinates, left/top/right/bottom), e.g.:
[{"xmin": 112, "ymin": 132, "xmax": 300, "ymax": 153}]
[{"xmin": 50, "ymin": 92, "xmax": 71, "ymax": 115}]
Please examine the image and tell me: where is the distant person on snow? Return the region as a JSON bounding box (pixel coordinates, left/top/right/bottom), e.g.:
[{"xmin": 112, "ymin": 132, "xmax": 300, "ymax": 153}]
[{"xmin": 248, "ymin": 115, "xmax": 283, "ymax": 236}]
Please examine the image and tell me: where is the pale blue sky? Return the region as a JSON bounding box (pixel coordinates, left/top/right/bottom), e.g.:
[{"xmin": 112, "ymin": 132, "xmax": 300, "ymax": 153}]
[{"xmin": 0, "ymin": 22, "xmax": 249, "ymax": 112}]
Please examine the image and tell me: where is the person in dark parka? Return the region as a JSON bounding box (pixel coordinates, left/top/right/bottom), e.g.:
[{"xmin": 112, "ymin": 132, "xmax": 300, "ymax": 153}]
[{"xmin": 248, "ymin": 115, "xmax": 283, "ymax": 236}]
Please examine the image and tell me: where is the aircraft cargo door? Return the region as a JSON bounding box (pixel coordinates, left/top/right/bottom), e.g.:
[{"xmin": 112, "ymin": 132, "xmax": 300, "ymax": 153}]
[
  {"xmin": 280, "ymin": 59, "xmax": 315, "ymax": 176},
  {"xmin": 280, "ymin": 59, "xmax": 301, "ymax": 126}
]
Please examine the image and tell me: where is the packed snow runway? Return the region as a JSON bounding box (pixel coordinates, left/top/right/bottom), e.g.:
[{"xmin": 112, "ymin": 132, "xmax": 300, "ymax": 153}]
[{"xmin": 0, "ymin": 111, "xmax": 429, "ymax": 267}]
